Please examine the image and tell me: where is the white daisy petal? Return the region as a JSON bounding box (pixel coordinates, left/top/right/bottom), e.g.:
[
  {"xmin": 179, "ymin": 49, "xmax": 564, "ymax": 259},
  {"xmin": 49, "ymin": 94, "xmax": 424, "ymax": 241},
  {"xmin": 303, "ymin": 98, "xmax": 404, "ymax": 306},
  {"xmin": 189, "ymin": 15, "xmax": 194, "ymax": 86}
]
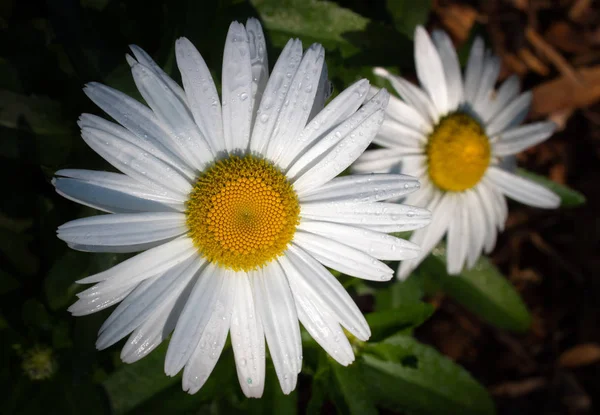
[
  {"xmin": 96, "ymin": 257, "xmax": 198, "ymax": 349},
  {"xmin": 79, "ymin": 114, "xmax": 194, "ymax": 179},
  {"xmin": 447, "ymin": 193, "xmax": 470, "ymax": 274},
  {"xmin": 292, "ymin": 105, "xmax": 387, "ymax": 195},
  {"xmin": 285, "ymin": 244, "xmax": 370, "ymax": 340},
  {"xmin": 298, "ymin": 220, "xmax": 420, "ymax": 260},
  {"xmin": 77, "ymin": 236, "xmax": 196, "ymax": 285},
  {"xmin": 120, "ymin": 267, "xmax": 197, "ymax": 364},
  {"xmin": 487, "ymin": 166, "xmax": 560, "ymax": 208},
  {"xmin": 58, "ymin": 212, "xmax": 187, "ymax": 253},
  {"xmin": 486, "ymin": 178, "xmax": 509, "ymax": 231},
  {"xmin": 246, "ymin": 18, "xmax": 269, "ymax": 128},
  {"xmin": 299, "ymin": 173, "xmax": 421, "ymax": 203},
  {"xmin": 128, "ymin": 44, "xmax": 187, "ymax": 104},
  {"xmin": 415, "ymin": 26, "xmax": 449, "ymax": 116},
  {"xmin": 287, "ymin": 89, "xmax": 387, "ymax": 183},
  {"xmin": 301, "ymin": 201, "xmax": 431, "ymax": 232},
  {"xmin": 175, "ymin": 37, "xmax": 224, "ymax": 153},
  {"xmin": 222, "ymin": 22, "xmax": 254, "ymax": 152},
  {"xmin": 120, "ymin": 304, "xmax": 173, "ymax": 363},
  {"xmin": 278, "ymin": 79, "xmax": 369, "ymax": 169},
  {"xmin": 373, "ymin": 67, "xmax": 438, "ymax": 123},
  {"xmin": 249, "ymin": 38, "xmax": 303, "ymax": 155},
  {"xmin": 83, "ymin": 83, "xmax": 192, "ymax": 170},
  {"xmin": 481, "ymin": 75, "xmax": 520, "ymax": 123},
  {"xmin": 463, "ymin": 37, "xmax": 485, "ymax": 103},
  {"xmin": 492, "ymin": 121, "xmax": 556, "ymax": 156},
  {"xmin": 464, "ymin": 190, "xmax": 486, "ymax": 268},
  {"xmin": 351, "ymin": 152, "xmax": 400, "ymax": 174},
  {"xmin": 68, "ymin": 282, "xmax": 137, "ymax": 316},
  {"xmin": 267, "ymin": 44, "xmax": 325, "ymax": 163},
  {"xmin": 472, "ymin": 55, "xmax": 501, "ymax": 109},
  {"xmin": 475, "ymin": 182, "xmax": 499, "ymax": 253},
  {"xmin": 293, "ymin": 231, "xmax": 393, "ymax": 281},
  {"xmin": 385, "ymin": 93, "xmax": 431, "ymax": 134},
  {"xmin": 278, "ymin": 254, "xmax": 354, "ymax": 366},
  {"xmin": 230, "ymin": 274, "xmax": 266, "ymax": 398},
  {"xmin": 352, "ymin": 148, "xmax": 419, "ymax": 174},
  {"xmin": 182, "ymin": 270, "xmax": 236, "ymax": 394},
  {"xmin": 372, "ymin": 118, "xmax": 427, "ymax": 149},
  {"xmin": 81, "ymin": 126, "xmax": 192, "ymax": 199},
  {"xmin": 397, "ymin": 192, "xmax": 455, "ymax": 280},
  {"xmin": 53, "ymin": 170, "xmax": 184, "ymax": 214},
  {"xmin": 131, "ymin": 63, "xmax": 214, "ymax": 169},
  {"xmin": 252, "ymin": 262, "xmax": 302, "ymax": 395},
  {"xmin": 486, "ymin": 92, "xmax": 532, "ymax": 137},
  {"xmin": 402, "ymin": 175, "xmax": 433, "ymax": 204},
  {"xmin": 432, "ymin": 30, "xmax": 463, "ymax": 109},
  {"xmin": 396, "ymin": 155, "xmax": 428, "ymax": 178},
  {"xmin": 164, "ymin": 263, "xmax": 224, "ymax": 376},
  {"xmin": 307, "ymin": 60, "xmax": 330, "ymax": 122}
]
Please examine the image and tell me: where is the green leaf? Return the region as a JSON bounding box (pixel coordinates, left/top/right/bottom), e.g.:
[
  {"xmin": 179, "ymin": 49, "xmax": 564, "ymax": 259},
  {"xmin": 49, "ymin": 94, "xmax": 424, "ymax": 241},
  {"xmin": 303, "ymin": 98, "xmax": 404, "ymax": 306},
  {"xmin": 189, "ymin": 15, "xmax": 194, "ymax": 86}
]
[
  {"xmin": 44, "ymin": 251, "xmax": 123, "ymax": 311},
  {"xmin": 21, "ymin": 299, "xmax": 52, "ymax": 332},
  {"xmin": 0, "ymin": 313, "xmax": 8, "ymax": 330},
  {"xmin": 363, "ymin": 335, "xmax": 495, "ymax": 415},
  {"xmin": 331, "ymin": 359, "xmax": 378, "ymax": 415},
  {"xmin": 0, "ymin": 90, "xmax": 70, "ymax": 135},
  {"xmin": 374, "ymin": 272, "xmax": 426, "ymax": 310},
  {"xmin": 516, "ymin": 168, "xmax": 585, "ymax": 207},
  {"xmin": 306, "ymin": 351, "xmax": 331, "ymax": 415},
  {"xmin": 243, "ymin": 364, "xmax": 298, "ymax": 415},
  {"xmin": 129, "ymin": 348, "xmax": 237, "ymax": 415},
  {"xmin": 0, "ymin": 269, "xmax": 20, "ymax": 295},
  {"xmin": 0, "ymin": 228, "xmax": 39, "ymax": 276},
  {"xmin": 103, "ymin": 342, "xmax": 180, "ymax": 414},
  {"xmin": 252, "ymin": 0, "xmax": 411, "ymax": 68},
  {"xmin": 421, "ymin": 248, "xmax": 531, "ymax": 332},
  {"xmin": 366, "ymin": 302, "xmax": 434, "ymax": 341},
  {"xmin": 252, "ymin": 0, "xmax": 369, "ymax": 54},
  {"xmin": 386, "ymin": 0, "xmax": 433, "ymax": 38},
  {"xmin": 44, "ymin": 251, "xmax": 89, "ymax": 310}
]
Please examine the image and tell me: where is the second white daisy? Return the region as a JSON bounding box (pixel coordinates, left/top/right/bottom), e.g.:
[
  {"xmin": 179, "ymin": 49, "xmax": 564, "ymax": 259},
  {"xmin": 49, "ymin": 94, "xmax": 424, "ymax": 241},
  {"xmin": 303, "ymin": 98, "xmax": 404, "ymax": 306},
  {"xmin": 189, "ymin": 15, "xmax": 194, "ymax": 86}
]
[{"xmin": 353, "ymin": 26, "xmax": 560, "ymax": 279}]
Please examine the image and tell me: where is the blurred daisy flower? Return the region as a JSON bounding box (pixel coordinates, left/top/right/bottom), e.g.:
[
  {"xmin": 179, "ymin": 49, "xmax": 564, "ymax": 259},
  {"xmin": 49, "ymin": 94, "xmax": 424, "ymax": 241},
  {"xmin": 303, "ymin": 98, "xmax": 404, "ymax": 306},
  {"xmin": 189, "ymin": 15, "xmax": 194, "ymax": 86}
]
[
  {"xmin": 354, "ymin": 26, "xmax": 560, "ymax": 279},
  {"xmin": 20, "ymin": 345, "xmax": 57, "ymax": 381},
  {"xmin": 54, "ymin": 19, "xmax": 430, "ymax": 397}
]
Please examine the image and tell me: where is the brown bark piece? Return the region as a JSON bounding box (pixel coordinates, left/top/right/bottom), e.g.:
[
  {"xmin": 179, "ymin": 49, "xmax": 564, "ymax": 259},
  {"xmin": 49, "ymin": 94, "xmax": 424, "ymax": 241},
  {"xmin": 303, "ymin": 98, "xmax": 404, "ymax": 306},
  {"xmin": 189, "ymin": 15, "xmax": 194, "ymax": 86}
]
[
  {"xmin": 558, "ymin": 343, "xmax": 600, "ymax": 368},
  {"xmin": 531, "ymin": 65, "xmax": 600, "ymax": 116}
]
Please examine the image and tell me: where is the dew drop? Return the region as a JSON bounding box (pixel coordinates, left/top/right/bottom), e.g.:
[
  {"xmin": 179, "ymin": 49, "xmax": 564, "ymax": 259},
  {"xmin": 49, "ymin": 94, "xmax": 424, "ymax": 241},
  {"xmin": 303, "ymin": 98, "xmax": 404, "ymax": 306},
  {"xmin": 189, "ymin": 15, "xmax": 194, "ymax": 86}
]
[{"xmin": 240, "ymin": 92, "xmax": 248, "ymax": 101}]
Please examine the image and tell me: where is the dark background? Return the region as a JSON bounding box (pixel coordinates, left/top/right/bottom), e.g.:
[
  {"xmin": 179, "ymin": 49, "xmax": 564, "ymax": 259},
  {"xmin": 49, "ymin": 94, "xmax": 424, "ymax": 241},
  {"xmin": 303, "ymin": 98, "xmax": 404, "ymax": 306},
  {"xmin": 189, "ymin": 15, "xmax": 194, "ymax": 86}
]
[{"xmin": 0, "ymin": 0, "xmax": 598, "ymax": 414}]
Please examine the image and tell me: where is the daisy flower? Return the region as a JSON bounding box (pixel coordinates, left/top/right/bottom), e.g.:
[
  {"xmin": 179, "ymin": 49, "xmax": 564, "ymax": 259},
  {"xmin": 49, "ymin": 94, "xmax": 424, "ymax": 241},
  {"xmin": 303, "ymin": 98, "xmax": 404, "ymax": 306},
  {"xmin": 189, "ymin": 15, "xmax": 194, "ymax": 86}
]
[
  {"xmin": 353, "ymin": 26, "xmax": 560, "ymax": 280},
  {"xmin": 54, "ymin": 19, "xmax": 431, "ymax": 397}
]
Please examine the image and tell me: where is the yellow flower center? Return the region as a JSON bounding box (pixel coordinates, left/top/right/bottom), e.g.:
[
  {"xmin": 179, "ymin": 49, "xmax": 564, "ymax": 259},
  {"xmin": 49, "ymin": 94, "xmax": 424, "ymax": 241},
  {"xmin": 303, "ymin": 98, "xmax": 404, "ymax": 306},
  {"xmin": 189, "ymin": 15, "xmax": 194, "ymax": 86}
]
[
  {"xmin": 426, "ymin": 112, "xmax": 491, "ymax": 192},
  {"xmin": 186, "ymin": 155, "xmax": 300, "ymax": 271}
]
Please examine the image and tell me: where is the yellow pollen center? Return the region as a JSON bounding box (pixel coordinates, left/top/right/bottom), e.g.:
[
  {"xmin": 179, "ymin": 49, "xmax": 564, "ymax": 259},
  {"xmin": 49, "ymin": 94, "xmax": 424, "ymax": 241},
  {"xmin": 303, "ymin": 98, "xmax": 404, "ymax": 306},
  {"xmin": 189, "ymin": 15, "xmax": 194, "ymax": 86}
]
[
  {"xmin": 186, "ymin": 155, "xmax": 300, "ymax": 271},
  {"xmin": 426, "ymin": 112, "xmax": 491, "ymax": 192}
]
